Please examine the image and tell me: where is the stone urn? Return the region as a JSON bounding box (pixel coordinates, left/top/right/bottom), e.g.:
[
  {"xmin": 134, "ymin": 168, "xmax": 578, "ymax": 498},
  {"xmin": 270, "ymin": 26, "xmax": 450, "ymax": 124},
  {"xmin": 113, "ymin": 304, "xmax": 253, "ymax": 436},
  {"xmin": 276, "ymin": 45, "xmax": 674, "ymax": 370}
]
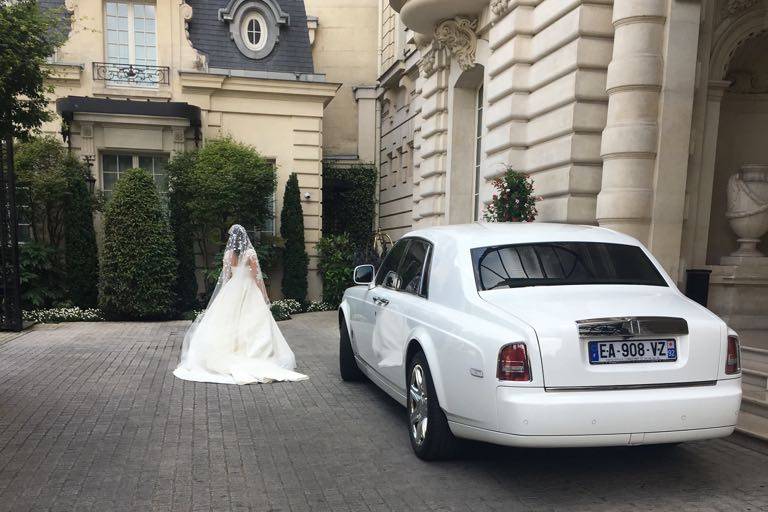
[{"xmin": 723, "ymin": 164, "xmax": 768, "ymax": 265}]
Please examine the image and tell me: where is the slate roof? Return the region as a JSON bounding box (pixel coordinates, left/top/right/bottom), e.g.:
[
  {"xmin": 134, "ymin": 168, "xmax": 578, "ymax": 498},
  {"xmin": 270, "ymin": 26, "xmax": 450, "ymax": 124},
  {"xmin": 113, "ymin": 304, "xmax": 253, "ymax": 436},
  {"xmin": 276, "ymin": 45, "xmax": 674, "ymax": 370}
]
[
  {"xmin": 186, "ymin": 0, "xmax": 314, "ymax": 74},
  {"xmin": 38, "ymin": 0, "xmax": 315, "ymax": 75}
]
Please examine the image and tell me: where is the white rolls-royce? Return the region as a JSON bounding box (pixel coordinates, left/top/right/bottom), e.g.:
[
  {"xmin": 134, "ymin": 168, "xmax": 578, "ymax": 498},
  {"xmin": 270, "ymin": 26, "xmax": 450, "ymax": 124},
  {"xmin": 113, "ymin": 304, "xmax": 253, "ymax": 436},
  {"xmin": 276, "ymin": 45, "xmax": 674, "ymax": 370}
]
[{"xmin": 338, "ymin": 223, "xmax": 742, "ymax": 460}]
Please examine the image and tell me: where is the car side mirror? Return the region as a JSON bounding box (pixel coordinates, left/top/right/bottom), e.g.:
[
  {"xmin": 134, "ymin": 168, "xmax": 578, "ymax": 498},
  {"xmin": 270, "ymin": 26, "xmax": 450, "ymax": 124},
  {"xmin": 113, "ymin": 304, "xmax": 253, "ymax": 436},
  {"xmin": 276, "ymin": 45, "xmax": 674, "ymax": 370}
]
[{"xmin": 353, "ymin": 264, "xmax": 375, "ymax": 285}]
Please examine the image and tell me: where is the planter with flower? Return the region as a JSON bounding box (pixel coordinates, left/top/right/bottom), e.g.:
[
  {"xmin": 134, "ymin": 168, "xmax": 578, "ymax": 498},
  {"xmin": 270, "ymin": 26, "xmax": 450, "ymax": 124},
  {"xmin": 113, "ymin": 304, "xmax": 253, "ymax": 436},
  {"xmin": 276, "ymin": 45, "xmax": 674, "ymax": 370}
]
[{"xmin": 483, "ymin": 167, "xmax": 539, "ymax": 222}]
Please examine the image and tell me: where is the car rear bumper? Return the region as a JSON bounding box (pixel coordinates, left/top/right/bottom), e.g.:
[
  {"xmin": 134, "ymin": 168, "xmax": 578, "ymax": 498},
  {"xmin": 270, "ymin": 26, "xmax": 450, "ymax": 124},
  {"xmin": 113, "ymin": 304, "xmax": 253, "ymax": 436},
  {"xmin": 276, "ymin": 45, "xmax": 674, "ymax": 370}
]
[{"xmin": 449, "ymin": 378, "xmax": 742, "ymax": 448}]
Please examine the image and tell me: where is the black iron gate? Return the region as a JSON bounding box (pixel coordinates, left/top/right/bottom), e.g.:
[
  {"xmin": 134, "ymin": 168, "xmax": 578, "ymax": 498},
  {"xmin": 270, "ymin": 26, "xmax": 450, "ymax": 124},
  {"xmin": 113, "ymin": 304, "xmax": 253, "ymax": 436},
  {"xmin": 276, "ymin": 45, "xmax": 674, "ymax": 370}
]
[{"xmin": 0, "ymin": 136, "xmax": 22, "ymax": 331}]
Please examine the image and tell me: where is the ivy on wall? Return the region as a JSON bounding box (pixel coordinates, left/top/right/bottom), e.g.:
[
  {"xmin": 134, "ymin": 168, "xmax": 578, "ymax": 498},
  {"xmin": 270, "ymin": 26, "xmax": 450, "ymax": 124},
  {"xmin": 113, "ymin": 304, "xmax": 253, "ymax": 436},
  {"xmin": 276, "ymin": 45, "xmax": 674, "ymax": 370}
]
[{"xmin": 321, "ymin": 162, "xmax": 377, "ymax": 256}]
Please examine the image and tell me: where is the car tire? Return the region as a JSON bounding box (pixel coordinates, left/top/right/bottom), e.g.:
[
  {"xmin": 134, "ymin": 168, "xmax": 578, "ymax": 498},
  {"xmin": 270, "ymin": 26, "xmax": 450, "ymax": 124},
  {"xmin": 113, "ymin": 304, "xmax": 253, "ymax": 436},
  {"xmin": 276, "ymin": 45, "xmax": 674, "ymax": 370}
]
[
  {"xmin": 407, "ymin": 351, "xmax": 457, "ymax": 460},
  {"xmin": 339, "ymin": 315, "xmax": 364, "ymax": 381}
]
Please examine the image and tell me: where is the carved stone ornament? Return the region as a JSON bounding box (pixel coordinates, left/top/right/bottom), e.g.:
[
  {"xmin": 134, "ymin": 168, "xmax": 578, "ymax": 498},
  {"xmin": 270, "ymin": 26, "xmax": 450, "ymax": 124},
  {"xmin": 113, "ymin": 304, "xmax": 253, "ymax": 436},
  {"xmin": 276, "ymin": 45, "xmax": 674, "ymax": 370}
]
[
  {"xmin": 417, "ymin": 40, "xmax": 440, "ymax": 77},
  {"xmin": 434, "ymin": 17, "xmax": 478, "ymax": 72},
  {"xmin": 490, "ymin": 0, "xmax": 511, "ymax": 18},
  {"xmin": 181, "ymin": 2, "xmax": 208, "ymax": 70},
  {"xmin": 723, "ymin": 164, "xmax": 768, "ymax": 265}
]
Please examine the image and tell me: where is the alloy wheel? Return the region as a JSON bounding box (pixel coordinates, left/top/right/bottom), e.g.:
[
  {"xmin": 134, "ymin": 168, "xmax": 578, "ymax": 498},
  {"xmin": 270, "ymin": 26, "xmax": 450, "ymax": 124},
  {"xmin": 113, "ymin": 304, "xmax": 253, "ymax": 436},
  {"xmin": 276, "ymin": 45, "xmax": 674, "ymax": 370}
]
[{"xmin": 409, "ymin": 363, "xmax": 429, "ymax": 446}]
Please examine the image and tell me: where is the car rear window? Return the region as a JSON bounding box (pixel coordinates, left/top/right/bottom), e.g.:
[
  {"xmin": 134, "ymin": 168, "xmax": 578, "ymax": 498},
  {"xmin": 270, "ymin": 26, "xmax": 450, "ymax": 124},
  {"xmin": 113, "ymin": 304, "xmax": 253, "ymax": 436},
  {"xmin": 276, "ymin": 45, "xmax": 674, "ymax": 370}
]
[{"xmin": 471, "ymin": 242, "xmax": 668, "ymax": 290}]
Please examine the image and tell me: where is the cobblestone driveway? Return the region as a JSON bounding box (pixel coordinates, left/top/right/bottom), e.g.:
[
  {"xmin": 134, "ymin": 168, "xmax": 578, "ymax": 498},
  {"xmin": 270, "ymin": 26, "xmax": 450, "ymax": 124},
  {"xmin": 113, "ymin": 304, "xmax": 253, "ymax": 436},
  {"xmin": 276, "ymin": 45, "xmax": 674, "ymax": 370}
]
[{"xmin": 1, "ymin": 313, "xmax": 767, "ymax": 511}]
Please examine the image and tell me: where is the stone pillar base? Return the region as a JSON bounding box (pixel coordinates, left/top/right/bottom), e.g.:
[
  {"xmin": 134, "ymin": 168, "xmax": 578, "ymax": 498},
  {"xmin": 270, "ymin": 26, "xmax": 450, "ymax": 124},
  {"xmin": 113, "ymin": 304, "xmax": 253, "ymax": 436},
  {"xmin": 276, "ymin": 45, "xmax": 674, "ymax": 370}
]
[{"xmin": 707, "ymin": 264, "xmax": 768, "ymax": 349}]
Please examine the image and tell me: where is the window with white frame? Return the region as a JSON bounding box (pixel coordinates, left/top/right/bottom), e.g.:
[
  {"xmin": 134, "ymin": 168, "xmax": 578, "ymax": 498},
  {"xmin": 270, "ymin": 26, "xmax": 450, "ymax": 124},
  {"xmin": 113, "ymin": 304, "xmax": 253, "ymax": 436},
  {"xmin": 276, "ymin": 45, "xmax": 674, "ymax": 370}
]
[
  {"xmin": 101, "ymin": 153, "xmax": 169, "ymax": 198},
  {"xmin": 104, "ymin": 1, "xmax": 158, "ymax": 84},
  {"xmin": 473, "ymin": 84, "xmax": 484, "ymax": 221},
  {"xmin": 241, "ymin": 11, "xmax": 268, "ymax": 52}
]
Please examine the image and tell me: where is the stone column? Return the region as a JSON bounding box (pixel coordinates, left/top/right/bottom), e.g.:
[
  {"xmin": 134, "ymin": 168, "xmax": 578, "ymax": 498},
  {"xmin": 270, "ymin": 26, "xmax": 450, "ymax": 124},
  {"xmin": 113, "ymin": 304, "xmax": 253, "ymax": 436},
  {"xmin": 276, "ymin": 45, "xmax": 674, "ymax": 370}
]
[
  {"xmin": 687, "ymin": 81, "xmax": 730, "ymax": 267},
  {"xmin": 353, "ymin": 85, "xmax": 378, "ymax": 164},
  {"xmin": 597, "ymin": 0, "xmax": 667, "ymax": 243}
]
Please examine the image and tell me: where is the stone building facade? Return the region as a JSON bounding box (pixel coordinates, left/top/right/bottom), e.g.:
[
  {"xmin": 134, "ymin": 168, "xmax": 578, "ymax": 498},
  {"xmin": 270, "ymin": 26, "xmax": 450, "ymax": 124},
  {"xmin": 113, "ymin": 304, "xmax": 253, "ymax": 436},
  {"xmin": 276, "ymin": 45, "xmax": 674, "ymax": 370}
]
[
  {"xmin": 39, "ymin": 0, "xmax": 377, "ymax": 299},
  {"xmin": 376, "ymin": 0, "xmax": 768, "ymax": 435}
]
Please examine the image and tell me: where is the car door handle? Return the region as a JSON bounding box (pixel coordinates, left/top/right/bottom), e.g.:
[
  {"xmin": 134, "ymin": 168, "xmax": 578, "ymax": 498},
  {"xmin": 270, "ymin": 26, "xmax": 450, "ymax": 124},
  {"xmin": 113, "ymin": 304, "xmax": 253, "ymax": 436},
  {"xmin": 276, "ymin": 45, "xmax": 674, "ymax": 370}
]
[{"xmin": 372, "ymin": 296, "xmax": 390, "ymax": 306}]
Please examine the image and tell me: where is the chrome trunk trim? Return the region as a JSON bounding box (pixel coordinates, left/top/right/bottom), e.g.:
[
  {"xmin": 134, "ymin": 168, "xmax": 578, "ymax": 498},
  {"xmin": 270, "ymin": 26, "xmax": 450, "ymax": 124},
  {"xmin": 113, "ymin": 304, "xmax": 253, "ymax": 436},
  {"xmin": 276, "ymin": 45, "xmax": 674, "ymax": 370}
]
[
  {"xmin": 545, "ymin": 380, "xmax": 716, "ymax": 392},
  {"xmin": 576, "ymin": 316, "xmax": 688, "ymax": 339}
]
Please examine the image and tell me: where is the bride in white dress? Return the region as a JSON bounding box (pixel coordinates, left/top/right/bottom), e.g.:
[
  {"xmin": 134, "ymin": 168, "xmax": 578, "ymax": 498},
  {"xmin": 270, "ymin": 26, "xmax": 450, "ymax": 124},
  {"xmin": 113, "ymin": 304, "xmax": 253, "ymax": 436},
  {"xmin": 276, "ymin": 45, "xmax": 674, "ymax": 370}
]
[{"xmin": 173, "ymin": 224, "xmax": 308, "ymax": 385}]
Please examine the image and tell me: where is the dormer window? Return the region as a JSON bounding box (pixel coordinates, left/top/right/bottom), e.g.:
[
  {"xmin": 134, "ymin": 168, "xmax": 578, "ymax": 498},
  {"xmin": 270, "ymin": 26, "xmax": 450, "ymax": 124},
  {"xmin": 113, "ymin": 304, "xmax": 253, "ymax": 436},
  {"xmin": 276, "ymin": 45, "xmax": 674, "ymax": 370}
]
[
  {"xmin": 218, "ymin": 0, "xmax": 289, "ymax": 60},
  {"xmin": 242, "ymin": 11, "xmax": 267, "ymax": 52}
]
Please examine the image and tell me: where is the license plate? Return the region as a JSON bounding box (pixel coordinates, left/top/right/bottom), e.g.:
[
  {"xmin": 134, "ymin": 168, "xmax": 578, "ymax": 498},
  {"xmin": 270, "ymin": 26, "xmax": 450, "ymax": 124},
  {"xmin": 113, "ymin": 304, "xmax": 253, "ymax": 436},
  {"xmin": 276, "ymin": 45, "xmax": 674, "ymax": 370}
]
[{"xmin": 588, "ymin": 339, "xmax": 677, "ymax": 365}]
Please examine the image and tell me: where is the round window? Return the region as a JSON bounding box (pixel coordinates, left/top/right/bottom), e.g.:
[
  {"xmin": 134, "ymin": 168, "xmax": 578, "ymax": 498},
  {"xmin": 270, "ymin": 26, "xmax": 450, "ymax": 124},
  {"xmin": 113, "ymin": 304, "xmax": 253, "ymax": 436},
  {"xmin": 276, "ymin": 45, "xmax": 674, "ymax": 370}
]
[{"xmin": 241, "ymin": 12, "xmax": 268, "ymax": 51}]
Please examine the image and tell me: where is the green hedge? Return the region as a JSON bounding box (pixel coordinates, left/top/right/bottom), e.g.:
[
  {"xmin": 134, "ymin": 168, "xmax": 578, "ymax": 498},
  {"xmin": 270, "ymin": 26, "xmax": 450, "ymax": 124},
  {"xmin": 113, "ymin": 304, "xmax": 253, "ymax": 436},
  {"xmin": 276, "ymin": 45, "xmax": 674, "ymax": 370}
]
[
  {"xmin": 280, "ymin": 173, "xmax": 308, "ymax": 302},
  {"xmin": 317, "ymin": 234, "xmax": 355, "ymax": 307},
  {"xmin": 99, "ymin": 168, "xmax": 178, "ymax": 320}
]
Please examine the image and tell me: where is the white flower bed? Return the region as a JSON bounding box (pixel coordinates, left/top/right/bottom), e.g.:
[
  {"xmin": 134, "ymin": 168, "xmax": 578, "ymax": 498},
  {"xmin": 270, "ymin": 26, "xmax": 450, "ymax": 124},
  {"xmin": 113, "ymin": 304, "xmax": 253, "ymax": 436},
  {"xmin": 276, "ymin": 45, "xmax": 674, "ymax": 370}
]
[{"xmin": 24, "ymin": 307, "xmax": 104, "ymax": 323}]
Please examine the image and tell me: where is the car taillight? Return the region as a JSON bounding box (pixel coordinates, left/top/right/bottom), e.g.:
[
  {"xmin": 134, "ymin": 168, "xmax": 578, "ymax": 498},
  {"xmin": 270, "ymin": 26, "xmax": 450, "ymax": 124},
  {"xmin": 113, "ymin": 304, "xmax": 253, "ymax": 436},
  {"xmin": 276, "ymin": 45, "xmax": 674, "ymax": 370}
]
[
  {"xmin": 497, "ymin": 343, "xmax": 531, "ymax": 381},
  {"xmin": 726, "ymin": 335, "xmax": 741, "ymax": 375}
]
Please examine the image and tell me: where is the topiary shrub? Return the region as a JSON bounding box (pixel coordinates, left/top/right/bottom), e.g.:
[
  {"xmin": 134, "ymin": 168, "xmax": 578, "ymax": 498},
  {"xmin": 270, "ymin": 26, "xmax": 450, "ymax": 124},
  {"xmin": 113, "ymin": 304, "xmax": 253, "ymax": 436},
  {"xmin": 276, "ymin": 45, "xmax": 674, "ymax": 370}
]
[
  {"xmin": 316, "ymin": 234, "xmax": 355, "ymax": 307},
  {"xmin": 99, "ymin": 168, "xmax": 178, "ymax": 320},
  {"xmin": 280, "ymin": 173, "xmax": 308, "ymax": 302},
  {"xmin": 62, "ymin": 159, "xmax": 99, "ymax": 308},
  {"xmin": 167, "ymin": 151, "xmax": 199, "ymax": 311}
]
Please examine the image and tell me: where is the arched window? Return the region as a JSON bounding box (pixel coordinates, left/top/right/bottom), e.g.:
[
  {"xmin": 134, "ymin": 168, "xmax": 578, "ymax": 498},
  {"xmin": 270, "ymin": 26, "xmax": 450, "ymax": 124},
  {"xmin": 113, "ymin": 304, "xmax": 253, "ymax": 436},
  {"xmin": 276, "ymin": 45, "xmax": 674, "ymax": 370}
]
[{"xmin": 473, "ymin": 84, "xmax": 484, "ymax": 221}]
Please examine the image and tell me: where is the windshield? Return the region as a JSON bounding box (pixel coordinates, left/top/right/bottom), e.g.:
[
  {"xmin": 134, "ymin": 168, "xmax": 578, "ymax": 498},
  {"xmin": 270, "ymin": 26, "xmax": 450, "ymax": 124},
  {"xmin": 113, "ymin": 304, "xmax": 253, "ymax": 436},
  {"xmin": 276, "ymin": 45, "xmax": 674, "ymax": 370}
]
[{"xmin": 472, "ymin": 242, "xmax": 668, "ymax": 290}]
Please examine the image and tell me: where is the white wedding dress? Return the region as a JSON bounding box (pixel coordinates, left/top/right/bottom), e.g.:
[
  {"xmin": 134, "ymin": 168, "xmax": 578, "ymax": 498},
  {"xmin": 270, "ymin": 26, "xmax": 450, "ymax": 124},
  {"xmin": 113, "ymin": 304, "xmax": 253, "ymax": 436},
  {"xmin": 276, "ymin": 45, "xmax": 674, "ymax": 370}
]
[{"xmin": 173, "ymin": 226, "xmax": 308, "ymax": 385}]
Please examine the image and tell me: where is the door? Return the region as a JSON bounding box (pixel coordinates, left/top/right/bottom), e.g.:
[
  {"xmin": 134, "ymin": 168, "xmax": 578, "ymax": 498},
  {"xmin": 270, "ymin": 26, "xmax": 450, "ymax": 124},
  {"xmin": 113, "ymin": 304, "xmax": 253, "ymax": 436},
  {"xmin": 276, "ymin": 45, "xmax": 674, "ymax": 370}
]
[
  {"xmin": 372, "ymin": 239, "xmax": 432, "ymax": 390},
  {"xmin": 354, "ymin": 239, "xmax": 409, "ymax": 369}
]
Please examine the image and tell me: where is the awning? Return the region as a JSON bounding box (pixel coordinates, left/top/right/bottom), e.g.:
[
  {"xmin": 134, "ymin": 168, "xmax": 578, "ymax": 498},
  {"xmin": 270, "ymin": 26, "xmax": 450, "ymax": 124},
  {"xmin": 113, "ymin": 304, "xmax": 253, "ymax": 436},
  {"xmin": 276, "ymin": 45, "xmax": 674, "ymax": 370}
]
[{"xmin": 56, "ymin": 96, "xmax": 202, "ymax": 146}]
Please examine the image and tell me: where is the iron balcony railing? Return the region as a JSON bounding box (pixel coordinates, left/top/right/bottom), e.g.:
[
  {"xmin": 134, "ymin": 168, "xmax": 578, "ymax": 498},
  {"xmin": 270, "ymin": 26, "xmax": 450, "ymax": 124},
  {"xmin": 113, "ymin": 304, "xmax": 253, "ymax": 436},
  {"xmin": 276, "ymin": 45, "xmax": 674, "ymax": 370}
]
[{"xmin": 92, "ymin": 62, "xmax": 170, "ymax": 86}]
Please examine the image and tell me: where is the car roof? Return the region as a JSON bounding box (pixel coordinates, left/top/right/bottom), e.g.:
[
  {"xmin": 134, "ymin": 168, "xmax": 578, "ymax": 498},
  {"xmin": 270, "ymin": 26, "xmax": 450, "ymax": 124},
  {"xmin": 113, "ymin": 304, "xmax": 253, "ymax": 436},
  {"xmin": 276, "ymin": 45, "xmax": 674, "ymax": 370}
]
[{"xmin": 404, "ymin": 222, "xmax": 641, "ymax": 249}]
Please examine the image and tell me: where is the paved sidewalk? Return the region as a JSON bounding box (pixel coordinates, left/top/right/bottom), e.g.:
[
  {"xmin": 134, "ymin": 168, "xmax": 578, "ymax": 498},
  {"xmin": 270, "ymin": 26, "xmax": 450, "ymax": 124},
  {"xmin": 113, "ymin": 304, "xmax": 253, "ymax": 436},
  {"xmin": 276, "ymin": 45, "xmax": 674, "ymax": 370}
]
[{"xmin": 0, "ymin": 313, "xmax": 767, "ymax": 511}]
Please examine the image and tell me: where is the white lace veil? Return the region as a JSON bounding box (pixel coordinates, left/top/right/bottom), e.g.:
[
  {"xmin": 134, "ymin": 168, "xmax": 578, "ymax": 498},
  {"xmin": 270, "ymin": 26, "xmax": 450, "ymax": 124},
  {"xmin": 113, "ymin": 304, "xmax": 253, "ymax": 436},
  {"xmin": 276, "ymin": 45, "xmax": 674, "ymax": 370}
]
[{"xmin": 177, "ymin": 224, "xmax": 267, "ymax": 368}]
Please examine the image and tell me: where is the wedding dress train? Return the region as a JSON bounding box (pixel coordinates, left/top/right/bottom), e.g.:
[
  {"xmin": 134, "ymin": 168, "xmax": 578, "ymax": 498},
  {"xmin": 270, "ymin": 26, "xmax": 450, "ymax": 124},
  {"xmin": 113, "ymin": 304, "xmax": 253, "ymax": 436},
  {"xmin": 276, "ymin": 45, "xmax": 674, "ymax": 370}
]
[{"xmin": 173, "ymin": 226, "xmax": 308, "ymax": 385}]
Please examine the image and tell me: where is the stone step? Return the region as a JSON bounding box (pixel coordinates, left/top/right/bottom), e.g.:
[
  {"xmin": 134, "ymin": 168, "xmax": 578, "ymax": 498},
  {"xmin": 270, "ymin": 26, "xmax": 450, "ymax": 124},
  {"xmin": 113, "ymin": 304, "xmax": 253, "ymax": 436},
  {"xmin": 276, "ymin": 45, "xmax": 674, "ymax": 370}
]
[
  {"xmin": 741, "ymin": 383, "xmax": 768, "ymax": 419},
  {"xmin": 736, "ymin": 410, "xmax": 768, "ymax": 444},
  {"xmin": 743, "ymin": 368, "xmax": 768, "ymax": 390},
  {"xmin": 743, "ymin": 346, "xmax": 768, "ymax": 368}
]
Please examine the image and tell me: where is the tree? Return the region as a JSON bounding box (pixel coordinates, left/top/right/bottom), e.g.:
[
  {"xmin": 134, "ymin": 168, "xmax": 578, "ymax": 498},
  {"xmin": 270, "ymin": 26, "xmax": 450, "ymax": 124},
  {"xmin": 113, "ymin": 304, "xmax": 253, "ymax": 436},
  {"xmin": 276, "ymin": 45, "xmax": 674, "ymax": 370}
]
[
  {"xmin": 0, "ymin": 0, "xmax": 67, "ymax": 329},
  {"xmin": 15, "ymin": 136, "xmax": 70, "ymax": 246},
  {"xmin": 280, "ymin": 173, "xmax": 308, "ymax": 302},
  {"xmin": 0, "ymin": 0, "xmax": 67, "ymax": 141},
  {"xmin": 167, "ymin": 151, "xmax": 199, "ymax": 311},
  {"xmin": 183, "ymin": 138, "xmax": 276, "ymax": 274},
  {"xmin": 62, "ymin": 160, "xmax": 98, "ymax": 308},
  {"xmin": 99, "ymin": 168, "xmax": 177, "ymax": 320}
]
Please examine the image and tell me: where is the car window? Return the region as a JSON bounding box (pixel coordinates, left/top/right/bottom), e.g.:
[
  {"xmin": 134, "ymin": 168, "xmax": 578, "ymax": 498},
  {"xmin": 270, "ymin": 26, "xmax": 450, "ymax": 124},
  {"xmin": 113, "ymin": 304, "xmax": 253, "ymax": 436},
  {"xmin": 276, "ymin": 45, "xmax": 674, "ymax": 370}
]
[
  {"xmin": 396, "ymin": 239, "xmax": 431, "ymax": 296},
  {"xmin": 376, "ymin": 239, "xmax": 408, "ymax": 288},
  {"xmin": 472, "ymin": 242, "xmax": 668, "ymax": 290}
]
